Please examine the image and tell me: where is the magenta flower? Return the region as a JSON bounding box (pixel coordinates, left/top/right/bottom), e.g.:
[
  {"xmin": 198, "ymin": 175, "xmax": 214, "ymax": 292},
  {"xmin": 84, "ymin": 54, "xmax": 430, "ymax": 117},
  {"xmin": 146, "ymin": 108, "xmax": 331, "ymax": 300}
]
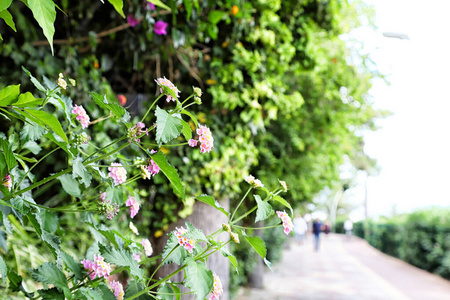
[
  {"xmin": 207, "ymin": 273, "xmax": 223, "ymax": 300},
  {"xmin": 125, "ymin": 196, "xmax": 140, "ymax": 218},
  {"xmin": 188, "ymin": 139, "xmax": 198, "ymax": 147},
  {"xmin": 148, "ymin": 159, "xmax": 160, "ymax": 176},
  {"xmin": 154, "ymin": 20, "xmax": 168, "ymax": 35},
  {"xmin": 127, "ymin": 15, "xmax": 140, "ymax": 27},
  {"xmin": 81, "ymin": 254, "xmax": 111, "ymax": 280},
  {"xmin": 109, "ymin": 280, "xmax": 125, "ymax": 300},
  {"xmin": 2, "ymin": 174, "xmax": 12, "ymax": 191},
  {"xmin": 276, "ymin": 211, "xmax": 294, "ymax": 235},
  {"xmin": 142, "ymin": 238, "xmax": 153, "ymax": 257},
  {"xmin": 108, "ymin": 163, "xmax": 127, "ymax": 185},
  {"xmin": 72, "ymin": 104, "xmax": 90, "ymax": 129}
]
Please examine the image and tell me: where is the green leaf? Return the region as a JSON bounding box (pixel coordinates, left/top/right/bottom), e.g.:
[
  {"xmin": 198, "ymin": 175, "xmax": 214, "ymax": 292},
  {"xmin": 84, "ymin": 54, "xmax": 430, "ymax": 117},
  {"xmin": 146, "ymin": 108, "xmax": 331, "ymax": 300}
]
[
  {"xmin": 38, "ymin": 288, "xmax": 64, "ymax": 300},
  {"xmin": 184, "ymin": 257, "xmax": 213, "ymax": 300},
  {"xmin": 151, "ymin": 151, "xmax": 185, "ymax": 200},
  {"xmin": 90, "ymin": 92, "xmax": 130, "ymax": 123},
  {"xmin": 219, "ymin": 247, "xmax": 238, "ymax": 273},
  {"xmin": 155, "ymin": 106, "xmax": 183, "ymax": 145},
  {"xmin": 22, "ymin": 66, "xmax": 47, "ymax": 92},
  {"xmin": 180, "ymin": 109, "xmax": 198, "ymax": 128},
  {"xmin": 7, "ymin": 268, "xmax": 35, "ymax": 298},
  {"xmin": 61, "ymin": 251, "xmax": 83, "ymax": 283},
  {"xmin": 20, "ymin": 122, "xmax": 46, "ymax": 141},
  {"xmin": 208, "ymin": 10, "xmax": 225, "ymax": 24},
  {"xmin": 107, "ymin": 0, "xmax": 125, "ymax": 18},
  {"xmin": 272, "ymin": 195, "xmax": 293, "ymax": 216},
  {"xmin": 180, "ymin": 119, "xmax": 192, "ymax": 141},
  {"xmin": 58, "ymin": 174, "xmax": 81, "ymax": 197},
  {"xmin": 146, "ymin": 0, "xmax": 171, "ymax": 11},
  {"xmin": 31, "ymin": 262, "xmax": 70, "ymax": 296},
  {"xmin": 28, "ymin": 0, "xmax": 56, "ymax": 54},
  {"xmin": 196, "ymin": 195, "xmax": 229, "ymax": 217},
  {"xmin": 125, "ymin": 280, "xmax": 152, "ymax": 300},
  {"xmin": 0, "ymin": 254, "xmax": 7, "ymax": 283},
  {"xmin": 39, "ymin": 209, "xmax": 58, "ymax": 233},
  {"xmin": 263, "ymin": 257, "xmax": 273, "ymax": 271},
  {"xmin": 13, "ymin": 92, "xmax": 41, "ymax": 107},
  {"xmin": 72, "ymin": 156, "xmax": 91, "ymax": 187},
  {"xmin": 183, "ymin": 0, "xmax": 192, "ymax": 20},
  {"xmin": 0, "ymin": 138, "xmax": 18, "ymax": 170},
  {"xmin": 156, "ymin": 283, "xmax": 174, "ymax": 300},
  {"xmin": 10, "ymin": 196, "xmax": 31, "ymax": 215},
  {"xmin": 244, "ymin": 236, "xmax": 267, "ymax": 259},
  {"xmin": 73, "ymin": 287, "xmax": 104, "ymax": 300},
  {"xmin": 161, "ymin": 233, "xmax": 187, "ymax": 265},
  {"xmin": 105, "ymin": 186, "xmax": 124, "ymax": 206},
  {"xmin": 22, "ymin": 140, "xmax": 42, "ymax": 154},
  {"xmin": 254, "ymin": 195, "xmax": 273, "ymax": 223},
  {"xmin": 23, "ymin": 109, "xmax": 68, "ymax": 143},
  {"xmin": 99, "ymin": 244, "xmax": 144, "ymax": 279},
  {"xmin": 0, "ymin": 84, "xmax": 20, "ymax": 106},
  {"xmin": 0, "ymin": 0, "xmax": 12, "ymax": 11},
  {"xmin": 97, "ymin": 283, "xmax": 118, "ymax": 300},
  {"xmin": 185, "ymin": 222, "xmax": 206, "ymax": 241},
  {"xmin": 0, "ymin": 9, "xmax": 16, "ymax": 32}
]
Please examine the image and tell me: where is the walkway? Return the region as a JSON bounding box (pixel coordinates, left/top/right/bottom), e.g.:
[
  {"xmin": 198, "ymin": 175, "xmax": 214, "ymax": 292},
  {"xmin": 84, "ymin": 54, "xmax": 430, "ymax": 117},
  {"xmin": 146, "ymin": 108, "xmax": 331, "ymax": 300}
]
[{"xmin": 237, "ymin": 234, "xmax": 450, "ymax": 300}]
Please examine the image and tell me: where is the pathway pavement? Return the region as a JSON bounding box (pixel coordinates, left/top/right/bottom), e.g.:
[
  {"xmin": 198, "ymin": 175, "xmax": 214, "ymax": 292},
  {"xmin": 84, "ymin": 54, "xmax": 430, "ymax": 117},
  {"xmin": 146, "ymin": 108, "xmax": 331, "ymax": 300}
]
[{"xmin": 237, "ymin": 234, "xmax": 450, "ymax": 300}]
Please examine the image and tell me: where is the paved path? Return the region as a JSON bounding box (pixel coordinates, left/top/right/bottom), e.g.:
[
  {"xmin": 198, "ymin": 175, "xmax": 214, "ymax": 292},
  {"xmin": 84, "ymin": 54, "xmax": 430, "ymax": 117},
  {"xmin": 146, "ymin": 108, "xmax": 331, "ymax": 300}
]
[{"xmin": 237, "ymin": 234, "xmax": 450, "ymax": 300}]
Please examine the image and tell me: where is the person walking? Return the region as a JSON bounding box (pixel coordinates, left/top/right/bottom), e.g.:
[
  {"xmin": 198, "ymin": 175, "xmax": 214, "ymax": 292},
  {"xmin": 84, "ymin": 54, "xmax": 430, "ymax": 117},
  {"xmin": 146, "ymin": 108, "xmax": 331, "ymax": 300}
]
[
  {"xmin": 293, "ymin": 214, "xmax": 308, "ymax": 246},
  {"xmin": 312, "ymin": 218, "xmax": 322, "ymax": 251},
  {"xmin": 344, "ymin": 219, "xmax": 353, "ymax": 239}
]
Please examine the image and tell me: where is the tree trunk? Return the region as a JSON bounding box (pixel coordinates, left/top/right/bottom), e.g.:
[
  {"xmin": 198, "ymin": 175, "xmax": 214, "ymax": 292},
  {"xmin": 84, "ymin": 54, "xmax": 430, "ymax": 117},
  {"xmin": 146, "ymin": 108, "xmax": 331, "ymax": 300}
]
[{"xmin": 154, "ymin": 198, "xmax": 230, "ymax": 300}]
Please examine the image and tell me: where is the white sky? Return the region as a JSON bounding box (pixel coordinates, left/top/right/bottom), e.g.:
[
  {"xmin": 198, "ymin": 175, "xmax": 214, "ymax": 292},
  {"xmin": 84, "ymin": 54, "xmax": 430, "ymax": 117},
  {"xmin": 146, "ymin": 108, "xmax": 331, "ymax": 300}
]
[{"xmin": 348, "ymin": 0, "xmax": 450, "ymax": 219}]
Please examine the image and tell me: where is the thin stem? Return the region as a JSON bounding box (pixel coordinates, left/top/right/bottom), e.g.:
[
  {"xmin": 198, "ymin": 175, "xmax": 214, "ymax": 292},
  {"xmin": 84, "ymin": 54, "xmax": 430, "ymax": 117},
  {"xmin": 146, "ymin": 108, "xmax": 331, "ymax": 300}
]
[
  {"xmin": 147, "ymin": 244, "xmax": 180, "ymax": 286},
  {"xmin": 231, "ymin": 205, "xmax": 258, "ymax": 225},
  {"xmin": 179, "ymin": 94, "xmax": 194, "ymax": 108},
  {"xmin": 229, "ymin": 187, "xmax": 252, "ymax": 222},
  {"xmin": 83, "ymin": 136, "xmax": 127, "ymax": 163},
  {"xmin": 197, "ymin": 240, "xmax": 231, "ymax": 262},
  {"xmin": 141, "ymin": 94, "xmax": 164, "ymax": 123},
  {"xmin": 181, "ymin": 102, "xmax": 196, "ymax": 110},
  {"xmin": 232, "ymin": 224, "xmax": 281, "ymax": 230},
  {"xmin": 41, "ymin": 86, "xmax": 60, "ymax": 107}
]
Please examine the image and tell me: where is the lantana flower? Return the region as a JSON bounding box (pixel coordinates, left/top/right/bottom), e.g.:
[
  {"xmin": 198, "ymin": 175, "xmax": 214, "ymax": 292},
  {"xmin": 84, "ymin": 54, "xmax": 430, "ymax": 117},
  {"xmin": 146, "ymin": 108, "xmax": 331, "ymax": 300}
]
[
  {"xmin": 174, "ymin": 227, "xmax": 195, "ymax": 253},
  {"xmin": 81, "ymin": 254, "xmax": 111, "ymax": 280},
  {"xmin": 109, "ymin": 280, "xmax": 125, "ymax": 300},
  {"xmin": 98, "ymin": 192, "xmax": 120, "ymax": 220},
  {"xmin": 207, "ymin": 273, "xmax": 223, "ymax": 300},
  {"xmin": 142, "ymin": 238, "xmax": 153, "ymax": 257},
  {"xmin": 125, "ymin": 196, "xmax": 140, "ymax": 218},
  {"xmin": 154, "ymin": 20, "xmax": 168, "ymax": 35},
  {"xmin": 108, "ymin": 163, "xmax": 127, "ymax": 185},
  {"xmin": 57, "ymin": 73, "xmax": 67, "ymax": 90},
  {"xmin": 279, "ymin": 180, "xmax": 288, "ymax": 192},
  {"xmin": 129, "ymin": 221, "xmax": 139, "ymax": 235},
  {"xmin": 189, "ymin": 125, "xmax": 214, "ymax": 153},
  {"xmin": 276, "ymin": 211, "xmax": 294, "ymax": 235},
  {"xmin": 2, "ymin": 174, "xmax": 12, "ymax": 191},
  {"xmin": 188, "ymin": 139, "xmax": 198, "ymax": 147},
  {"xmin": 72, "ymin": 104, "xmax": 90, "ymax": 129},
  {"xmin": 128, "ymin": 122, "xmax": 148, "ymax": 143},
  {"xmin": 245, "ymin": 175, "xmax": 264, "ymax": 188},
  {"xmin": 155, "ymin": 77, "xmax": 180, "ymax": 102}
]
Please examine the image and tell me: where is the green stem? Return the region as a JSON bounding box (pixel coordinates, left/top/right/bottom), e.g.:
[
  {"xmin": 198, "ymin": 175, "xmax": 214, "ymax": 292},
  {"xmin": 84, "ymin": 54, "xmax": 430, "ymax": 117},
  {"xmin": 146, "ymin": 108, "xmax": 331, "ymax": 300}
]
[
  {"xmin": 232, "ymin": 224, "xmax": 281, "ymax": 230},
  {"xmin": 141, "ymin": 94, "xmax": 164, "ymax": 123},
  {"xmin": 197, "ymin": 240, "xmax": 231, "ymax": 262},
  {"xmin": 41, "ymin": 86, "xmax": 60, "ymax": 107},
  {"xmin": 178, "ymin": 94, "xmax": 194, "ymax": 108},
  {"xmin": 231, "ymin": 205, "xmax": 258, "ymax": 225},
  {"xmin": 147, "ymin": 244, "xmax": 180, "ymax": 286},
  {"xmin": 229, "ymin": 187, "xmax": 252, "ymax": 222},
  {"xmin": 83, "ymin": 136, "xmax": 127, "ymax": 163}
]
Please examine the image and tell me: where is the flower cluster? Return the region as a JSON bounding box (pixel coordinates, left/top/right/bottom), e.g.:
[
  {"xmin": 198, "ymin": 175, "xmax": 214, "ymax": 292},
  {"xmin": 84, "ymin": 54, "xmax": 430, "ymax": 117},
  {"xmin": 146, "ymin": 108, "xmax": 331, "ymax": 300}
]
[
  {"xmin": 142, "ymin": 238, "xmax": 153, "ymax": 257},
  {"xmin": 207, "ymin": 273, "xmax": 223, "ymax": 300},
  {"xmin": 193, "ymin": 86, "xmax": 202, "ymax": 104},
  {"xmin": 189, "ymin": 125, "xmax": 214, "ymax": 153},
  {"xmin": 125, "ymin": 196, "xmax": 140, "ymax": 218},
  {"xmin": 2, "ymin": 174, "xmax": 12, "ymax": 191},
  {"xmin": 230, "ymin": 232, "xmax": 240, "ymax": 244},
  {"xmin": 128, "ymin": 122, "xmax": 149, "ymax": 143},
  {"xmin": 277, "ymin": 211, "xmax": 294, "ymax": 235},
  {"xmin": 174, "ymin": 227, "xmax": 195, "ymax": 253},
  {"xmin": 98, "ymin": 192, "xmax": 120, "ymax": 220},
  {"xmin": 72, "ymin": 104, "xmax": 90, "ymax": 129},
  {"xmin": 73, "ymin": 132, "xmax": 91, "ymax": 145},
  {"xmin": 139, "ymin": 155, "xmax": 160, "ymax": 180},
  {"xmin": 155, "ymin": 77, "xmax": 180, "ymax": 102},
  {"xmin": 108, "ymin": 163, "xmax": 127, "ymax": 185},
  {"xmin": 57, "ymin": 73, "xmax": 67, "ymax": 90},
  {"xmin": 244, "ymin": 175, "xmax": 264, "ymax": 188},
  {"xmin": 109, "ymin": 280, "xmax": 125, "ymax": 300},
  {"xmin": 81, "ymin": 254, "xmax": 111, "ymax": 280},
  {"xmin": 279, "ymin": 180, "xmax": 288, "ymax": 192}
]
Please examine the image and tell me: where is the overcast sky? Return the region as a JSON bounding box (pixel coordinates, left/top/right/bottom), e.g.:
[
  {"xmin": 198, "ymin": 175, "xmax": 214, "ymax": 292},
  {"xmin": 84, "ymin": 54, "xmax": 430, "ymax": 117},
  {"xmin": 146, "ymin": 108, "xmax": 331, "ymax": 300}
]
[{"xmin": 347, "ymin": 0, "xmax": 450, "ymax": 220}]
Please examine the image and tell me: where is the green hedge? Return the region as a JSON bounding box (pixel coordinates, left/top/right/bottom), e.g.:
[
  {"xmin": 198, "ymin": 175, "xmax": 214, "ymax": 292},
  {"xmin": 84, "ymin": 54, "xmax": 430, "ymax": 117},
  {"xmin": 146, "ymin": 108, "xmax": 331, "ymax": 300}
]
[{"xmin": 354, "ymin": 208, "xmax": 450, "ymax": 279}]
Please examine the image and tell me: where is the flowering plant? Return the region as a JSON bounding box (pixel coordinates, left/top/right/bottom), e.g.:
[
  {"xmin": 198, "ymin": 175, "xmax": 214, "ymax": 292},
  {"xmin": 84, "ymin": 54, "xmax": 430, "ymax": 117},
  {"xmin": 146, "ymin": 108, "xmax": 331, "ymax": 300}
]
[{"xmin": 0, "ymin": 70, "xmax": 293, "ymax": 299}]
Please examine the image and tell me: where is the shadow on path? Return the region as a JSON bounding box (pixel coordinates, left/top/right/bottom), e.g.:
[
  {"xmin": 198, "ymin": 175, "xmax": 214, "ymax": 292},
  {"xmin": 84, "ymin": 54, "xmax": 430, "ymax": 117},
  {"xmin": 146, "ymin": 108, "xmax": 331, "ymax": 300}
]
[{"xmin": 237, "ymin": 234, "xmax": 450, "ymax": 300}]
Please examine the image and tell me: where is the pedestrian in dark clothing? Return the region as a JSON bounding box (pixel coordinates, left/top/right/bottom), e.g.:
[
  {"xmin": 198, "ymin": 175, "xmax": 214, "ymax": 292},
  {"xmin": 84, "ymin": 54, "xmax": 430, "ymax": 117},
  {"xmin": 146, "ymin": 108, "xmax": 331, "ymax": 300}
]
[{"xmin": 312, "ymin": 218, "xmax": 322, "ymax": 251}]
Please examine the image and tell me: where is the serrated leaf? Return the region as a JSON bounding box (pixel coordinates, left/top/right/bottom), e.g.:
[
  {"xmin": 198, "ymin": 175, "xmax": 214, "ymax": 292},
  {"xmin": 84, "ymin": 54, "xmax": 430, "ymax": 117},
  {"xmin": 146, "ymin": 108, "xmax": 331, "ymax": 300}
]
[
  {"xmin": 38, "ymin": 288, "xmax": 64, "ymax": 300},
  {"xmin": 31, "ymin": 263, "xmax": 69, "ymax": 295},
  {"xmin": 105, "ymin": 186, "xmax": 124, "ymax": 206},
  {"xmin": 180, "ymin": 119, "xmax": 192, "ymax": 141},
  {"xmin": 22, "ymin": 66, "xmax": 47, "ymax": 92},
  {"xmin": 99, "ymin": 244, "xmax": 144, "ymax": 278},
  {"xmin": 39, "ymin": 209, "xmax": 58, "ymax": 233},
  {"xmin": 155, "ymin": 106, "xmax": 182, "ymax": 145},
  {"xmin": 23, "ymin": 109, "xmax": 68, "ymax": 143},
  {"xmin": 97, "ymin": 283, "xmax": 118, "ymax": 300},
  {"xmin": 10, "ymin": 196, "xmax": 30, "ymax": 215},
  {"xmin": 255, "ymin": 195, "xmax": 272, "ymax": 223},
  {"xmin": 61, "ymin": 252, "xmax": 83, "ymax": 283},
  {"xmin": 22, "ymin": 140, "xmax": 42, "ymax": 154},
  {"xmin": 72, "ymin": 156, "xmax": 91, "ymax": 187},
  {"xmin": 28, "ymin": 0, "xmax": 56, "ymax": 54},
  {"xmin": 156, "ymin": 283, "xmax": 174, "ymax": 300},
  {"xmin": 184, "ymin": 257, "xmax": 213, "ymax": 300},
  {"xmin": 125, "ymin": 280, "xmax": 152, "ymax": 300},
  {"xmin": 161, "ymin": 233, "xmax": 186, "ymax": 265},
  {"xmin": 20, "ymin": 122, "xmax": 46, "ymax": 141},
  {"xmin": 180, "ymin": 109, "xmax": 198, "ymax": 128},
  {"xmin": 58, "ymin": 174, "xmax": 81, "ymax": 197},
  {"xmin": 0, "ymin": 84, "xmax": 20, "ymax": 106},
  {"xmin": 185, "ymin": 222, "xmax": 206, "ymax": 241},
  {"xmin": 151, "ymin": 151, "xmax": 185, "ymax": 200},
  {"xmin": 0, "ymin": 255, "xmax": 7, "ymax": 283},
  {"xmin": 272, "ymin": 195, "xmax": 293, "ymax": 216},
  {"xmin": 244, "ymin": 236, "xmax": 267, "ymax": 259},
  {"xmin": 107, "ymin": 0, "xmax": 125, "ymax": 17},
  {"xmin": 0, "ymin": 9, "xmax": 16, "ymax": 32},
  {"xmin": 73, "ymin": 287, "xmax": 104, "ymax": 300},
  {"xmin": 195, "ymin": 195, "xmax": 229, "ymax": 217}
]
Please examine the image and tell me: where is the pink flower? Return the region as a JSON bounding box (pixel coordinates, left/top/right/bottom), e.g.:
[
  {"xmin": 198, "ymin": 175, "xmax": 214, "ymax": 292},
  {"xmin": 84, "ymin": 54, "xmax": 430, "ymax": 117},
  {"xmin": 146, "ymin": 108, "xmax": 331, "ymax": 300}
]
[
  {"xmin": 72, "ymin": 104, "xmax": 90, "ymax": 129},
  {"xmin": 174, "ymin": 227, "xmax": 195, "ymax": 253},
  {"xmin": 196, "ymin": 124, "xmax": 214, "ymax": 153},
  {"xmin": 128, "ymin": 122, "xmax": 149, "ymax": 143},
  {"xmin": 125, "ymin": 196, "xmax": 140, "ymax": 218},
  {"xmin": 81, "ymin": 254, "xmax": 111, "ymax": 280},
  {"xmin": 276, "ymin": 211, "xmax": 294, "ymax": 235},
  {"xmin": 108, "ymin": 163, "xmax": 127, "ymax": 185},
  {"xmin": 133, "ymin": 253, "xmax": 141, "ymax": 263},
  {"xmin": 148, "ymin": 159, "xmax": 160, "ymax": 176},
  {"xmin": 155, "ymin": 77, "xmax": 180, "ymax": 102},
  {"xmin": 207, "ymin": 273, "xmax": 223, "ymax": 300},
  {"xmin": 188, "ymin": 139, "xmax": 198, "ymax": 147},
  {"xmin": 142, "ymin": 238, "xmax": 153, "ymax": 257},
  {"xmin": 154, "ymin": 20, "xmax": 168, "ymax": 35},
  {"xmin": 109, "ymin": 280, "xmax": 125, "ymax": 300},
  {"xmin": 145, "ymin": 2, "xmax": 156, "ymax": 10},
  {"xmin": 244, "ymin": 175, "xmax": 264, "ymax": 188},
  {"xmin": 98, "ymin": 192, "xmax": 120, "ymax": 220},
  {"xmin": 127, "ymin": 14, "xmax": 140, "ymax": 27},
  {"xmin": 2, "ymin": 174, "xmax": 12, "ymax": 191}
]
